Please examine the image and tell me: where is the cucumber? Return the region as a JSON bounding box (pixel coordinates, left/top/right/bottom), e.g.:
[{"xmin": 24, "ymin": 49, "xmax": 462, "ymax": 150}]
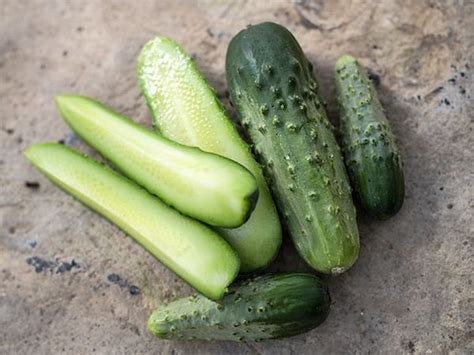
[
  {"xmin": 137, "ymin": 37, "xmax": 282, "ymax": 272},
  {"xmin": 55, "ymin": 94, "xmax": 258, "ymax": 228},
  {"xmin": 24, "ymin": 143, "xmax": 239, "ymax": 300},
  {"xmin": 148, "ymin": 273, "xmax": 330, "ymax": 341},
  {"xmin": 225, "ymin": 22, "xmax": 359, "ymax": 275},
  {"xmin": 334, "ymin": 55, "xmax": 404, "ymax": 219}
]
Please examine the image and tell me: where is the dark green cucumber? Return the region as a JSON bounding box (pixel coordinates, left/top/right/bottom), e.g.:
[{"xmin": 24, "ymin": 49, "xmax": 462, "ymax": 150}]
[
  {"xmin": 137, "ymin": 37, "xmax": 282, "ymax": 272},
  {"xmin": 334, "ymin": 55, "xmax": 404, "ymax": 219},
  {"xmin": 226, "ymin": 22, "xmax": 359, "ymax": 275},
  {"xmin": 55, "ymin": 94, "xmax": 258, "ymax": 228},
  {"xmin": 24, "ymin": 143, "xmax": 239, "ymax": 300},
  {"xmin": 148, "ymin": 273, "xmax": 330, "ymax": 341}
]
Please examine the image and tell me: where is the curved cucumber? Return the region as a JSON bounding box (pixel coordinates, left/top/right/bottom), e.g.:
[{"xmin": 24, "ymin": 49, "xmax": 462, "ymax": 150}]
[
  {"xmin": 334, "ymin": 55, "xmax": 404, "ymax": 219},
  {"xmin": 137, "ymin": 37, "xmax": 282, "ymax": 272},
  {"xmin": 148, "ymin": 273, "xmax": 330, "ymax": 341},
  {"xmin": 24, "ymin": 143, "xmax": 239, "ymax": 300},
  {"xmin": 226, "ymin": 22, "xmax": 359, "ymax": 275},
  {"xmin": 55, "ymin": 94, "xmax": 258, "ymax": 228}
]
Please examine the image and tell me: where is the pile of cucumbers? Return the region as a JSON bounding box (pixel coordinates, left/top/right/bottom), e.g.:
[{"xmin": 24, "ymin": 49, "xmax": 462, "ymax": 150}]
[{"xmin": 26, "ymin": 22, "xmax": 404, "ymax": 341}]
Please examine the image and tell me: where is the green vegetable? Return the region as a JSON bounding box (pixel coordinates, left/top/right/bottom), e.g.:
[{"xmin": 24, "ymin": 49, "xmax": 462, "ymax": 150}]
[
  {"xmin": 55, "ymin": 94, "xmax": 258, "ymax": 228},
  {"xmin": 334, "ymin": 55, "xmax": 404, "ymax": 219},
  {"xmin": 226, "ymin": 22, "xmax": 359, "ymax": 275},
  {"xmin": 148, "ymin": 273, "xmax": 330, "ymax": 341},
  {"xmin": 24, "ymin": 143, "xmax": 239, "ymax": 300},
  {"xmin": 137, "ymin": 37, "xmax": 282, "ymax": 272}
]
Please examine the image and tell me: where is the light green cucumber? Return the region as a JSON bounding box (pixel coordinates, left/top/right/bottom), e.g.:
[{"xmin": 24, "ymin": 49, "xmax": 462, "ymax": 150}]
[
  {"xmin": 226, "ymin": 22, "xmax": 359, "ymax": 274},
  {"xmin": 148, "ymin": 273, "xmax": 330, "ymax": 341},
  {"xmin": 25, "ymin": 143, "xmax": 239, "ymax": 300},
  {"xmin": 137, "ymin": 37, "xmax": 282, "ymax": 272},
  {"xmin": 55, "ymin": 94, "xmax": 258, "ymax": 228},
  {"xmin": 334, "ymin": 55, "xmax": 404, "ymax": 219}
]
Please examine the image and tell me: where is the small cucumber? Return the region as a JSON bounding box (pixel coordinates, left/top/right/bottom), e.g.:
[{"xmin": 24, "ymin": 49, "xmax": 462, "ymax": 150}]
[
  {"xmin": 137, "ymin": 37, "xmax": 282, "ymax": 272},
  {"xmin": 55, "ymin": 94, "xmax": 258, "ymax": 228},
  {"xmin": 148, "ymin": 273, "xmax": 330, "ymax": 341},
  {"xmin": 24, "ymin": 143, "xmax": 239, "ymax": 300},
  {"xmin": 334, "ymin": 55, "xmax": 404, "ymax": 219},
  {"xmin": 226, "ymin": 22, "xmax": 359, "ymax": 275}
]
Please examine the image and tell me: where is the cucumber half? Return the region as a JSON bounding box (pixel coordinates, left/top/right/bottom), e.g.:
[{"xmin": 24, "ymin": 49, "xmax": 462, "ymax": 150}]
[
  {"xmin": 25, "ymin": 143, "xmax": 240, "ymax": 300},
  {"xmin": 137, "ymin": 37, "xmax": 282, "ymax": 272},
  {"xmin": 55, "ymin": 94, "xmax": 258, "ymax": 228}
]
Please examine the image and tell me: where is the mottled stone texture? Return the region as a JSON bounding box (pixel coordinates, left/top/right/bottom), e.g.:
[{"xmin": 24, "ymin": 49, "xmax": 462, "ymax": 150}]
[{"xmin": 0, "ymin": 0, "xmax": 472, "ymax": 354}]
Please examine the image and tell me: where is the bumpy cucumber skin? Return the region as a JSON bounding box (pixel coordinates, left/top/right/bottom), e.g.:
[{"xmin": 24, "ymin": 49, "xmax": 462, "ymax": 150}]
[
  {"xmin": 334, "ymin": 55, "xmax": 404, "ymax": 219},
  {"xmin": 137, "ymin": 37, "xmax": 282, "ymax": 273},
  {"xmin": 24, "ymin": 143, "xmax": 240, "ymax": 300},
  {"xmin": 148, "ymin": 273, "xmax": 330, "ymax": 341},
  {"xmin": 55, "ymin": 94, "xmax": 259, "ymax": 228},
  {"xmin": 226, "ymin": 22, "xmax": 359, "ymax": 275}
]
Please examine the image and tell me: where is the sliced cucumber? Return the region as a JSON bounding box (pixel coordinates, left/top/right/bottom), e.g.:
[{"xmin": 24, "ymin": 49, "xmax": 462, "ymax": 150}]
[
  {"xmin": 137, "ymin": 37, "xmax": 282, "ymax": 272},
  {"xmin": 25, "ymin": 143, "xmax": 240, "ymax": 300},
  {"xmin": 55, "ymin": 95, "xmax": 258, "ymax": 228}
]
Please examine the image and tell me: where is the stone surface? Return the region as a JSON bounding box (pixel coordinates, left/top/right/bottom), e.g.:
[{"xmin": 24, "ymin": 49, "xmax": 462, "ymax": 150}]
[{"xmin": 0, "ymin": 0, "xmax": 472, "ymax": 354}]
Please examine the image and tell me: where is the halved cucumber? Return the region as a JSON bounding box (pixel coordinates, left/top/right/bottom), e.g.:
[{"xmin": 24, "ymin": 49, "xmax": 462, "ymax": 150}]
[
  {"xmin": 55, "ymin": 94, "xmax": 258, "ymax": 228},
  {"xmin": 25, "ymin": 143, "xmax": 240, "ymax": 300},
  {"xmin": 137, "ymin": 37, "xmax": 282, "ymax": 272}
]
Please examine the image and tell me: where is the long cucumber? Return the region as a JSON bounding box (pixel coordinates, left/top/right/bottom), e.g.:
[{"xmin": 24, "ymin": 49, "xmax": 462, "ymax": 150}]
[
  {"xmin": 226, "ymin": 22, "xmax": 359, "ymax": 274},
  {"xmin": 55, "ymin": 94, "xmax": 258, "ymax": 228},
  {"xmin": 137, "ymin": 37, "xmax": 282, "ymax": 272},
  {"xmin": 25, "ymin": 143, "xmax": 240, "ymax": 300}
]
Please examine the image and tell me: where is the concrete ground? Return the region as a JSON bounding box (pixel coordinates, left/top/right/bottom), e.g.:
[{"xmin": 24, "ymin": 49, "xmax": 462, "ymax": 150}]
[{"xmin": 1, "ymin": 0, "xmax": 472, "ymax": 354}]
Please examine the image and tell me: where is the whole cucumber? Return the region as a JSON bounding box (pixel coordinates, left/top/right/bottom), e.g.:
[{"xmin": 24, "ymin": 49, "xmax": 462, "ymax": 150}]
[
  {"xmin": 148, "ymin": 273, "xmax": 330, "ymax": 341},
  {"xmin": 334, "ymin": 55, "xmax": 404, "ymax": 219},
  {"xmin": 226, "ymin": 22, "xmax": 359, "ymax": 275}
]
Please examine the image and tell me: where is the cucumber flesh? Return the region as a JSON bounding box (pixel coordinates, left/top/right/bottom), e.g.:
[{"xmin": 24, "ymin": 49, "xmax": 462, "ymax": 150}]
[
  {"xmin": 148, "ymin": 273, "xmax": 330, "ymax": 341},
  {"xmin": 334, "ymin": 55, "xmax": 404, "ymax": 219},
  {"xmin": 24, "ymin": 143, "xmax": 240, "ymax": 300},
  {"xmin": 55, "ymin": 94, "xmax": 258, "ymax": 228},
  {"xmin": 137, "ymin": 37, "xmax": 282, "ymax": 272}
]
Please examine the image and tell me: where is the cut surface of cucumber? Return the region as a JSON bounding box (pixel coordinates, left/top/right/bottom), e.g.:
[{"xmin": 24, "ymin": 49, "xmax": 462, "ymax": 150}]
[
  {"xmin": 55, "ymin": 94, "xmax": 258, "ymax": 228},
  {"xmin": 137, "ymin": 37, "xmax": 282, "ymax": 272},
  {"xmin": 25, "ymin": 143, "xmax": 240, "ymax": 300}
]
